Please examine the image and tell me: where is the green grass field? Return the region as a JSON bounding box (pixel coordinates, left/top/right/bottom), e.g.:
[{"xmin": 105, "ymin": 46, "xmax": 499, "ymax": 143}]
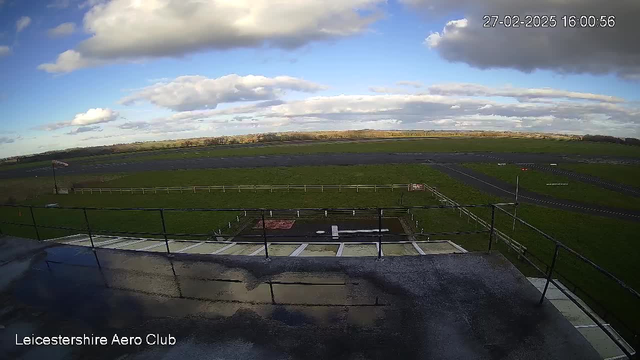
[
  {"xmin": 560, "ymin": 163, "xmax": 640, "ymax": 188},
  {"xmin": 3, "ymin": 137, "xmax": 640, "ymax": 172},
  {"xmin": 463, "ymin": 163, "xmax": 640, "ymax": 211},
  {"xmin": 0, "ymin": 163, "xmax": 638, "ymax": 343}
]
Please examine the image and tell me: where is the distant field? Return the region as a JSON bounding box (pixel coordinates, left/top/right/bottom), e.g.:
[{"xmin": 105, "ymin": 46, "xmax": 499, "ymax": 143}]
[
  {"xmin": 1, "ymin": 163, "xmax": 638, "ymax": 340},
  {"xmin": 3, "ymin": 137, "xmax": 640, "ymax": 172},
  {"xmin": 463, "ymin": 163, "xmax": 640, "ymax": 211},
  {"xmin": 561, "ymin": 163, "xmax": 640, "ymax": 188}
]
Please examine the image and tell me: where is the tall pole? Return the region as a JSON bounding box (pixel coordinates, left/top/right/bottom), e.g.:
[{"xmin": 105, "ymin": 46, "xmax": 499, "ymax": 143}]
[
  {"xmin": 377, "ymin": 208, "xmax": 383, "ymax": 259},
  {"xmin": 512, "ymin": 175, "xmax": 519, "ymax": 231},
  {"xmin": 52, "ymin": 163, "xmax": 59, "ymax": 195}
]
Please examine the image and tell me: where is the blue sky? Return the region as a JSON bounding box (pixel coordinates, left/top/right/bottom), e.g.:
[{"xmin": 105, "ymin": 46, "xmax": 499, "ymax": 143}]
[{"xmin": 1, "ymin": 0, "xmax": 639, "ymax": 158}]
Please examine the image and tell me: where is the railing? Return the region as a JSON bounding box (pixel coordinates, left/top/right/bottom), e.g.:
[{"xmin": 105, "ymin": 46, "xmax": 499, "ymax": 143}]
[
  {"xmin": 71, "ymin": 184, "xmax": 417, "ymax": 194},
  {"xmin": 0, "ymin": 201, "xmax": 637, "ymax": 358}
]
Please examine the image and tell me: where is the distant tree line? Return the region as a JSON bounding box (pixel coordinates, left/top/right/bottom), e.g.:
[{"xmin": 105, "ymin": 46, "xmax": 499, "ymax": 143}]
[{"xmin": 2, "ymin": 130, "xmax": 638, "ymax": 166}]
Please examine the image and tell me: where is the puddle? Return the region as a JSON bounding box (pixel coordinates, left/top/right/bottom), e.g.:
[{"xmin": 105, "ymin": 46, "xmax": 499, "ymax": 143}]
[{"xmin": 10, "ymin": 245, "xmax": 394, "ymax": 338}]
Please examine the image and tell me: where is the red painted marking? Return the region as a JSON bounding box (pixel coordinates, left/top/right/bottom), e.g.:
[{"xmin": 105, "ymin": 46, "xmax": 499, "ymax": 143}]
[{"xmin": 254, "ymin": 220, "xmax": 296, "ymax": 230}]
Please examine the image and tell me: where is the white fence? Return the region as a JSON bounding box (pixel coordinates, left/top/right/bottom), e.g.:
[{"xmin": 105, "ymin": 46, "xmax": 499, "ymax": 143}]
[
  {"xmin": 72, "ymin": 184, "xmax": 418, "ymax": 194},
  {"xmin": 423, "ymin": 184, "xmax": 527, "ymax": 255}
]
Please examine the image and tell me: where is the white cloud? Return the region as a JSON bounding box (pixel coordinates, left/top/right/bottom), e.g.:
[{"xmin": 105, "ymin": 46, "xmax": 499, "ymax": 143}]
[
  {"xmin": 369, "ymin": 86, "xmax": 411, "ymax": 94},
  {"xmin": 0, "ymin": 46, "xmax": 10, "ymax": 57},
  {"xmin": 36, "ymin": 108, "xmax": 119, "ymax": 131},
  {"xmin": 405, "ymin": 0, "xmax": 640, "ymax": 79},
  {"xmin": 39, "ymin": 0, "xmax": 384, "ymax": 73},
  {"xmin": 428, "ymin": 83, "xmax": 625, "ymax": 103},
  {"xmin": 138, "ymin": 83, "xmax": 638, "ymax": 138},
  {"xmin": 16, "ymin": 17, "xmax": 31, "ymax": 33},
  {"xmin": 119, "ymin": 74, "xmax": 327, "ymax": 111},
  {"xmin": 48, "ymin": 23, "xmax": 76, "ymax": 38},
  {"xmin": 70, "ymin": 108, "xmax": 119, "ymax": 125}
]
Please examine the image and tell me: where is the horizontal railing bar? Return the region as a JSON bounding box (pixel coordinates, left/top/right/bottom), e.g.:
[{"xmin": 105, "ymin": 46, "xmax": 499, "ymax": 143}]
[{"xmin": 0, "ymin": 203, "xmax": 515, "ymax": 212}]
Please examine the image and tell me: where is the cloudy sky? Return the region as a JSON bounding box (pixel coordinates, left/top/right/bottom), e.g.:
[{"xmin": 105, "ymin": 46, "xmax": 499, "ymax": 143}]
[{"xmin": 0, "ymin": 0, "xmax": 639, "ymax": 158}]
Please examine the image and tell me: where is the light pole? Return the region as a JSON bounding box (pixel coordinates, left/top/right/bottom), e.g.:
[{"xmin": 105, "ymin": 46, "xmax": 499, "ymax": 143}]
[{"xmin": 51, "ymin": 160, "xmax": 69, "ymax": 195}]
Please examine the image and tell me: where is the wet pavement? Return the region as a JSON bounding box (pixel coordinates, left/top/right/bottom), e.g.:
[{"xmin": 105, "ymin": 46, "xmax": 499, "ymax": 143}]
[{"xmin": 0, "ymin": 236, "xmax": 601, "ymax": 360}]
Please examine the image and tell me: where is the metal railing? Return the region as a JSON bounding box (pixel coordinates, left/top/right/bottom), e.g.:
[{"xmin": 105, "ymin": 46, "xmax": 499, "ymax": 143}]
[
  {"xmin": 71, "ymin": 184, "xmax": 417, "ymax": 194},
  {"xmin": 0, "ymin": 201, "xmax": 637, "ymax": 357}
]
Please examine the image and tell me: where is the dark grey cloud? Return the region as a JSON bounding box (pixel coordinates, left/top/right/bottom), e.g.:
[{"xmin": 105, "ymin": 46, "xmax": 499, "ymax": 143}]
[
  {"xmin": 403, "ymin": 0, "xmax": 640, "ymax": 79},
  {"xmin": 0, "ymin": 136, "xmax": 15, "ymax": 144},
  {"xmin": 118, "ymin": 121, "xmax": 151, "ymax": 130}
]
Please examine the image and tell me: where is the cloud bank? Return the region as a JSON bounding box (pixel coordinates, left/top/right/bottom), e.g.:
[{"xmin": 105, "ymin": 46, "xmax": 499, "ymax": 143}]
[
  {"xmin": 119, "ymin": 74, "xmax": 327, "ymax": 111},
  {"xmin": 39, "ymin": 0, "xmax": 384, "ymax": 73}
]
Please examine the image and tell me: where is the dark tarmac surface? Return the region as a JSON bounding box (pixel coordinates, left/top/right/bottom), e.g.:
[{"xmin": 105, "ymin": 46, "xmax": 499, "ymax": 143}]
[
  {"xmin": 431, "ymin": 163, "xmax": 640, "ymax": 222},
  {"xmin": 3, "ymin": 151, "xmax": 640, "ymax": 179},
  {"xmin": 0, "ymin": 236, "xmax": 601, "ymax": 360}
]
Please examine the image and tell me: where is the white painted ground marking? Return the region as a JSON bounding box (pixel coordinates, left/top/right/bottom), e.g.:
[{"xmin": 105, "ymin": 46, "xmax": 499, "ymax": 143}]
[
  {"xmin": 211, "ymin": 243, "xmax": 236, "ymax": 255},
  {"xmin": 331, "ymin": 225, "xmax": 339, "ymax": 240},
  {"xmin": 338, "ymin": 229, "xmax": 389, "ymax": 233},
  {"xmin": 336, "ymin": 243, "xmax": 345, "ymax": 257},
  {"xmin": 290, "ymin": 244, "xmax": 308, "ymax": 257},
  {"xmin": 574, "ymin": 324, "xmax": 610, "ymax": 329},
  {"xmin": 47, "ymin": 234, "xmax": 88, "ymax": 243},
  {"xmin": 95, "ymin": 238, "xmax": 130, "ymax": 247},
  {"xmin": 375, "ymin": 242, "xmax": 384, "ymax": 257},
  {"xmin": 110, "ymin": 239, "xmax": 147, "ymax": 249},
  {"xmin": 137, "ymin": 241, "xmax": 173, "ymax": 251},
  {"xmin": 176, "ymin": 242, "xmax": 205, "ymax": 253},
  {"xmin": 447, "ymin": 241, "xmax": 468, "ymax": 253},
  {"xmin": 315, "ymin": 231, "xmax": 326, "ymax": 234},
  {"xmin": 412, "ymin": 242, "xmax": 426, "ymax": 255},
  {"xmin": 249, "ymin": 245, "xmax": 268, "ymax": 256},
  {"xmin": 62, "ymin": 236, "xmax": 92, "ymax": 245}
]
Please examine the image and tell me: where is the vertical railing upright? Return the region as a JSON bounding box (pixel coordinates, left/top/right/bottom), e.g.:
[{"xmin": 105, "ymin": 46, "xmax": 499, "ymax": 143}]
[
  {"xmin": 377, "ymin": 208, "xmax": 383, "ymax": 259},
  {"xmin": 488, "ymin": 205, "xmax": 496, "ymax": 252},
  {"xmin": 261, "ymin": 210, "xmax": 269, "ymax": 259},
  {"xmin": 159, "ymin": 209, "xmax": 171, "ymax": 255},
  {"xmin": 83, "ymin": 208, "xmax": 95, "ymax": 249},
  {"xmin": 29, "ymin": 206, "xmax": 41, "ymax": 241},
  {"xmin": 540, "ymin": 244, "xmax": 560, "ymax": 304}
]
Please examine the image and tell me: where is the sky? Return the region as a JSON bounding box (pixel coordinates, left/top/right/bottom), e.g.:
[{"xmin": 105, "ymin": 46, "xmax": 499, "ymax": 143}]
[{"xmin": 0, "ymin": 0, "xmax": 639, "ymax": 158}]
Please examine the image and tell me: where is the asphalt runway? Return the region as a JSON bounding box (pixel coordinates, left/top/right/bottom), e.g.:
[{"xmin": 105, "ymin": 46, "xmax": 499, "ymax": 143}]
[
  {"xmin": 430, "ymin": 163, "xmax": 640, "ymax": 222},
  {"xmin": 3, "ymin": 151, "xmax": 639, "ymax": 221},
  {"xmin": 3, "ymin": 151, "xmax": 640, "ymax": 179}
]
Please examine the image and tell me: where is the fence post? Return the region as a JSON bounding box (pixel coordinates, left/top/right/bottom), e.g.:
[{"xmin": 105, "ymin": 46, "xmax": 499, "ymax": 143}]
[
  {"xmin": 540, "ymin": 244, "xmax": 560, "ymax": 304},
  {"xmin": 159, "ymin": 209, "xmax": 171, "ymax": 255},
  {"xmin": 261, "ymin": 210, "xmax": 269, "ymax": 259},
  {"xmin": 29, "ymin": 206, "xmax": 41, "ymax": 241},
  {"xmin": 488, "ymin": 205, "xmax": 496, "ymax": 252},
  {"xmin": 83, "ymin": 208, "xmax": 95, "ymax": 249},
  {"xmin": 377, "ymin": 208, "xmax": 383, "ymax": 259}
]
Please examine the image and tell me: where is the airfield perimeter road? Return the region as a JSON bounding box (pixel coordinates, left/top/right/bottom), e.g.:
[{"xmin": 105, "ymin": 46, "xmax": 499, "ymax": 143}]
[{"xmin": 2, "ymin": 151, "xmax": 639, "ymax": 221}]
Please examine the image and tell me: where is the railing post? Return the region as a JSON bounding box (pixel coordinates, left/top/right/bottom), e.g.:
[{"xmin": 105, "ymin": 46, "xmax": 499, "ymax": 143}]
[
  {"xmin": 540, "ymin": 244, "xmax": 560, "ymax": 304},
  {"xmin": 261, "ymin": 210, "xmax": 269, "ymax": 259},
  {"xmin": 377, "ymin": 208, "xmax": 383, "ymax": 259},
  {"xmin": 29, "ymin": 206, "xmax": 41, "ymax": 241},
  {"xmin": 83, "ymin": 208, "xmax": 95, "ymax": 249},
  {"xmin": 488, "ymin": 205, "xmax": 496, "ymax": 252},
  {"xmin": 159, "ymin": 209, "xmax": 171, "ymax": 255}
]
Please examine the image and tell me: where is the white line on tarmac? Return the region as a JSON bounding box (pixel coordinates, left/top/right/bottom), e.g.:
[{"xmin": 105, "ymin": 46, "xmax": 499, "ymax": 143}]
[
  {"xmin": 176, "ymin": 242, "xmax": 205, "ymax": 253},
  {"xmin": 211, "ymin": 243, "xmax": 236, "ymax": 254}
]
